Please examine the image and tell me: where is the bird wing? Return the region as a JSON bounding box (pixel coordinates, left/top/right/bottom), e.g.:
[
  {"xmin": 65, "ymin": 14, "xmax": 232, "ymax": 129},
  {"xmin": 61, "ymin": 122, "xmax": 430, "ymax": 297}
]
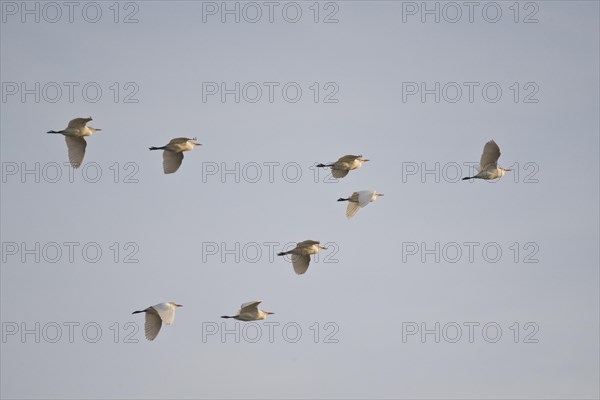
[
  {"xmin": 357, "ymin": 190, "xmax": 375, "ymax": 207},
  {"xmin": 152, "ymin": 303, "xmax": 176, "ymax": 325},
  {"xmin": 331, "ymin": 168, "xmax": 349, "ymax": 178},
  {"xmin": 297, "ymin": 240, "xmax": 319, "ymax": 248},
  {"xmin": 67, "ymin": 117, "xmax": 92, "ymax": 129},
  {"xmin": 337, "ymin": 154, "xmax": 359, "ymax": 163},
  {"xmin": 163, "ymin": 150, "xmax": 184, "ymax": 174},
  {"xmin": 346, "ymin": 202, "xmax": 361, "ymax": 219},
  {"xmin": 480, "ymin": 140, "xmax": 500, "ymax": 171},
  {"xmin": 168, "ymin": 137, "xmax": 192, "ymax": 145},
  {"xmin": 240, "ymin": 301, "xmax": 261, "ymax": 314},
  {"xmin": 144, "ymin": 312, "xmax": 163, "ymax": 341},
  {"xmin": 65, "ymin": 136, "xmax": 87, "ymax": 168},
  {"xmin": 291, "ymin": 254, "xmax": 311, "ymax": 275}
]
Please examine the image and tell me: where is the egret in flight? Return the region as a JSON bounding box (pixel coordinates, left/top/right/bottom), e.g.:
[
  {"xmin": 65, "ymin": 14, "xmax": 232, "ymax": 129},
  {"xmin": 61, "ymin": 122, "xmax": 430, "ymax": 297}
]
[
  {"xmin": 277, "ymin": 240, "xmax": 327, "ymax": 275},
  {"xmin": 132, "ymin": 302, "xmax": 182, "ymax": 341},
  {"xmin": 462, "ymin": 140, "xmax": 512, "ymax": 181},
  {"xmin": 47, "ymin": 117, "xmax": 101, "ymax": 168},
  {"xmin": 316, "ymin": 155, "xmax": 369, "ymax": 178},
  {"xmin": 338, "ymin": 190, "xmax": 384, "ymax": 219},
  {"xmin": 221, "ymin": 301, "xmax": 274, "ymax": 321},
  {"xmin": 149, "ymin": 137, "xmax": 202, "ymax": 174}
]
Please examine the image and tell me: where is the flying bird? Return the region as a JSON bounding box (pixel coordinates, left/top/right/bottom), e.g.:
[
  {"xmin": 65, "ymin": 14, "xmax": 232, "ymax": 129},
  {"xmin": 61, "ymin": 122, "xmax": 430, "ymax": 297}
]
[
  {"xmin": 462, "ymin": 140, "xmax": 512, "ymax": 181},
  {"xmin": 338, "ymin": 190, "xmax": 384, "ymax": 219},
  {"xmin": 149, "ymin": 137, "xmax": 202, "ymax": 174},
  {"xmin": 277, "ymin": 240, "xmax": 327, "ymax": 275},
  {"xmin": 47, "ymin": 117, "xmax": 102, "ymax": 168},
  {"xmin": 316, "ymin": 154, "xmax": 369, "ymax": 178},
  {"xmin": 221, "ymin": 301, "xmax": 274, "ymax": 321},
  {"xmin": 132, "ymin": 302, "xmax": 182, "ymax": 341}
]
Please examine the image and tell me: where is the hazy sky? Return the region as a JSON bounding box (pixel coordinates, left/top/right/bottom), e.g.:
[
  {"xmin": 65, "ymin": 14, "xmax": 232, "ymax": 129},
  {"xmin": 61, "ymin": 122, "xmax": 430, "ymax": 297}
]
[{"xmin": 1, "ymin": 1, "xmax": 599, "ymax": 399}]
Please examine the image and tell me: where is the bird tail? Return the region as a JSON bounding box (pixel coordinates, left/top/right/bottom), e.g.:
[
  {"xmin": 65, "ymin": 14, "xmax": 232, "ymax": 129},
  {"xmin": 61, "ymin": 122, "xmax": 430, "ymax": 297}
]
[
  {"xmin": 149, "ymin": 146, "xmax": 165, "ymax": 151},
  {"xmin": 221, "ymin": 316, "xmax": 233, "ymax": 319},
  {"xmin": 277, "ymin": 252, "xmax": 288, "ymax": 256},
  {"xmin": 337, "ymin": 197, "xmax": 349, "ymax": 202},
  {"xmin": 131, "ymin": 310, "xmax": 144, "ymax": 314},
  {"xmin": 462, "ymin": 176, "xmax": 473, "ymax": 180},
  {"xmin": 47, "ymin": 130, "xmax": 64, "ymax": 134},
  {"xmin": 316, "ymin": 163, "xmax": 333, "ymax": 168}
]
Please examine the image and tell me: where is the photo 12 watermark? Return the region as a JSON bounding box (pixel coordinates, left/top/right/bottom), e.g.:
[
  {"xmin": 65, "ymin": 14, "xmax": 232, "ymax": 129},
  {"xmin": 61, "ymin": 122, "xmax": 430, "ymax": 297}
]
[
  {"xmin": 402, "ymin": 321, "xmax": 540, "ymax": 343},
  {"xmin": 400, "ymin": 2, "xmax": 539, "ymax": 24},
  {"xmin": 1, "ymin": 82, "xmax": 140, "ymax": 104},
  {"xmin": 401, "ymin": 162, "xmax": 539, "ymax": 183},
  {"xmin": 201, "ymin": 82, "xmax": 340, "ymax": 104},
  {"xmin": 1, "ymin": 241, "xmax": 140, "ymax": 264},
  {"xmin": 201, "ymin": 1, "xmax": 339, "ymax": 24},
  {"xmin": 2, "ymin": 321, "xmax": 141, "ymax": 344},
  {"xmin": 401, "ymin": 82, "xmax": 540, "ymax": 104},
  {"xmin": 1, "ymin": 2, "xmax": 140, "ymax": 23},
  {"xmin": 1, "ymin": 162, "xmax": 140, "ymax": 184},
  {"xmin": 201, "ymin": 241, "xmax": 340, "ymax": 264},
  {"xmin": 202, "ymin": 321, "xmax": 340, "ymax": 343},
  {"xmin": 199, "ymin": 161, "xmax": 345, "ymax": 184},
  {"xmin": 401, "ymin": 241, "xmax": 540, "ymax": 264}
]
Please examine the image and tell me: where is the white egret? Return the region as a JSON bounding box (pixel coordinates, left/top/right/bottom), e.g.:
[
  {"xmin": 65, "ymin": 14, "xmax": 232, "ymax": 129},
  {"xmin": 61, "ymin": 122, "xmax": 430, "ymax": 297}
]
[
  {"xmin": 462, "ymin": 140, "xmax": 512, "ymax": 181},
  {"xmin": 316, "ymin": 154, "xmax": 369, "ymax": 178},
  {"xmin": 132, "ymin": 302, "xmax": 182, "ymax": 341},
  {"xmin": 149, "ymin": 137, "xmax": 202, "ymax": 174},
  {"xmin": 338, "ymin": 190, "xmax": 384, "ymax": 219},
  {"xmin": 47, "ymin": 117, "xmax": 102, "ymax": 168},
  {"xmin": 277, "ymin": 240, "xmax": 327, "ymax": 275},
  {"xmin": 221, "ymin": 300, "xmax": 274, "ymax": 321}
]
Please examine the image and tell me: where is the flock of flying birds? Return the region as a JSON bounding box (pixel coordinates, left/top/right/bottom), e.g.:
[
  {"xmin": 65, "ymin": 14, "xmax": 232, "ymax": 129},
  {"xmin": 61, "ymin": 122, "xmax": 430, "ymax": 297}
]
[{"xmin": 47, "ymin": 116, "xmax": 513, "ymax": 340}]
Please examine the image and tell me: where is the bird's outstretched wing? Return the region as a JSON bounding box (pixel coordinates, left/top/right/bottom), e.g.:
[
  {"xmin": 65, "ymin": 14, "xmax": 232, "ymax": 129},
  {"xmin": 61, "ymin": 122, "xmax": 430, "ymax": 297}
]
[
  {"xmin": 292, "ymin": 254, "xmax": 311, "ymax": 274},
  {"xmin": 163, "ymin": 150, "xmax": 184, "ymax": 174},
  {"xmin": 337, "ymin": 155, "xmax": 359, "ymax": 163},
  {"xmin": 168, "ymin": 137, "xmax": 192, "ymax": 145},
  {"xmin": 297, "ymin": 240, "xmax": 319, "ymax": 248},
  {"xmin": 331, "ymin": 168, "xmax": 349, "ymax": 178},
  {"xmin": 480, "ymin": 140, "xmax": 500, "ymax": 171},
  {"xmin": 357, "ymin": 190, "xmax": 375, "ymax": 207},
  {"xmin": 240, "ymin": 301, "xmax": 261, "ymax": 314},
  {"xmin": 144, "ymin": 313, "xmax": 163, "ymax": 341},
  {"xmin": 65, "ymin": 136, "xmax": 87, "ymax": 168},
  {"xmin": 346, "ymin": 202, "xmax": 361, "ymax": 219},
  {"xmin": 153, "ymin": 303, "xmax": 176, "ymax": 325},
  {"xmin": 67, "ymin": 117, "xmax": 92, "ymax": 129}
]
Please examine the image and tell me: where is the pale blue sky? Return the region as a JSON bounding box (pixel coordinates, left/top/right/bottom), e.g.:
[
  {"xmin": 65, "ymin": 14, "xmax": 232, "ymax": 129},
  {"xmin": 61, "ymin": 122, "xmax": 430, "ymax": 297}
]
[{"xmin": 1, "ymin": 1, "xmax": 599, "ymax": 399}]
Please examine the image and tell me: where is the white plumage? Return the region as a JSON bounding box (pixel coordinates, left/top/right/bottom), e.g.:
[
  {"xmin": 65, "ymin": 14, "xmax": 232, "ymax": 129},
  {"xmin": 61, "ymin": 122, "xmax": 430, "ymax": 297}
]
[
  {"xmin": 47, "ymin": 117, "xmax": 102, "ymax": 168},
  {"xmin": 462, "ymin": 140, "xmax": 512, "ymax": 181},
  {"xmin": 221, "ymin": 300, "xmax": 274, "ymax": 321},
  {"xmin": 316, "ymin": 154, "xmax": 369, "ymax": 178},
  {"xmin": 132, "ymin": 302, "xmax": 182, "ymax": 341},
  {"xmin": 149, "ymin": 137, "xmax": 202, "ymax": 174},
  {"xmin": 338, "ymin": 190, "xmax": 384, "ymax": 219},
  {"xmin": 277, "ymin": 240, "xmax": 328, "ymax": 275}
]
